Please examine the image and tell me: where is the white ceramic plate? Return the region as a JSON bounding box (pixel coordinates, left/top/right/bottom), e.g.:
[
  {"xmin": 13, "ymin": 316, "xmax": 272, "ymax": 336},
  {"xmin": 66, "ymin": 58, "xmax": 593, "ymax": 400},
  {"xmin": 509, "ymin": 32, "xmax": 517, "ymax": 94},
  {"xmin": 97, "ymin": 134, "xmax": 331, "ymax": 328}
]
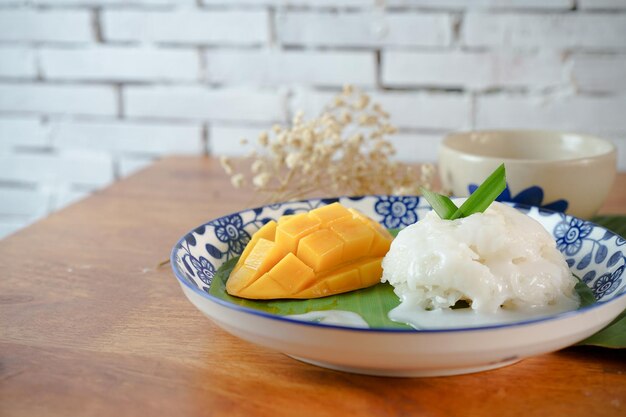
[{"xmin": 170, "ymin": 196, "xmax": 626, "ymax": 377}]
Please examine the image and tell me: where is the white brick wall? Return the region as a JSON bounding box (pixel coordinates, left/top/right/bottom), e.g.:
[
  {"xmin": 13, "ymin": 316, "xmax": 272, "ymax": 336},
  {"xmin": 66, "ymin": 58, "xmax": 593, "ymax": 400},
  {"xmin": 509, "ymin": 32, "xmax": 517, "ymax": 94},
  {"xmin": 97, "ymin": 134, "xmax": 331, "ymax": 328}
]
[
  {"xmin": 277, "ymin": 12, "xmax": 452, "ymax": 48},
  {"xmin": 0, "ymin": 84, "xmax": 117, "ymax": 116},
  {"xmin": 291, "ymin": 89, "xmax": 471, "ymax": 130},
  {"xmin": 102, "ymin": 10, "xmax": 269, "ymax": 45},
  {"xmin": 0, "ymin": 117, "xmax": 49, "ymax": 150},
  {"xmin": 475, "ymin": 95, "xmax": 626, "ymax": 132},
  {"xmin": 0, "ymin": 48, "xmax": 37, "ymax": 78},
  {"xmin": 382, "ymin": 51, "xmax": 565, "ymax": 90},
  {"xmin": 0, "ymin": 1, "xmax": 625, "ymax": 239},
  {"xmin": 571, "ymin": 55, "xmax": 626, "ymax": 93},
  {"xmin": 580, "ymin": 0, "xmax": 626, "ymax": 10},
  {"xmin": 387, "ymin": 0, "xmax": 574, "ymax": 8},
  {"xmin": 50, "ymin": 120, "xmax": 204, "ymax": 154},
  {"xmin": 40, "ymin": 47, "xmax": 200, "ymax": 82},
  {"xmin": 0, "ymin": 10, "xmax": 92, "ymax": 43},
  {"xmin": 0, "ymin": 152, "xmax": 114, "ymax": 186},
  {"xmin": 0, "ymin": 187, "xmax": 49, "ymax": 218},
  {"xmin": 463, "ymin": 13, "xmax": 626, "ymax": 49},
  {"xmin": 205, "ymin": 50, "xmax": 376, "ymax": 87},
  {"xmin": 209, "ymin": 125, "xmax": 260, "ymax": 156},
  {"xmin": 125, "ymin": 86, "xmax": 286, "ymax": 122}
]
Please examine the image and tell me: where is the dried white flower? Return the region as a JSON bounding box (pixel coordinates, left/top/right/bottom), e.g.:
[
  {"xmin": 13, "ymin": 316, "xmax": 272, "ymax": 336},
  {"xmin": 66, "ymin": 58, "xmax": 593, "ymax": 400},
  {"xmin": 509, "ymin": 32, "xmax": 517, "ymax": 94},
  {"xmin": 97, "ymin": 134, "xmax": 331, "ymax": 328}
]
[
  {"xmin": 258, "ymin": 132, "xmax": 269, "ymax": 146},
  {"xmin": 219, "ymin": 156, "xmax": 233, "ymax": 175},
  {"xmin": 251, "ymin": 159, "xmax": 265, "ymax": 174},
  {"xmin": 253, "ymin": 172, "xmax": 271, "ymax": 188},
  {"xmin": 231, "ymin": 173, "xmax": 244, "ymax": 188},
  {"xmin": 285, "ymin": 152, "xmax": 301, "ymax": 169},
  {"xmin": 219, "ymin": 85, "xmax": 434, "ymax": 202}
]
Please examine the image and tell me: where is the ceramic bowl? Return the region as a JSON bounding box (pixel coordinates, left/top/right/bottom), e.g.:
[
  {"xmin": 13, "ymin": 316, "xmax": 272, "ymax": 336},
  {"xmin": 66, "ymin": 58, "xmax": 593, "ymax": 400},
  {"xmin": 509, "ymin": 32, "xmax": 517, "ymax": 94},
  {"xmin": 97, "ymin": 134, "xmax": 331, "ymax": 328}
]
[
  {"xmin": 170, "ymin": 196, "xmax": 626, "ymax": 377},
  {"xmin": 438, "ymin": 130, "xmax": 617, "ymax": 219}
]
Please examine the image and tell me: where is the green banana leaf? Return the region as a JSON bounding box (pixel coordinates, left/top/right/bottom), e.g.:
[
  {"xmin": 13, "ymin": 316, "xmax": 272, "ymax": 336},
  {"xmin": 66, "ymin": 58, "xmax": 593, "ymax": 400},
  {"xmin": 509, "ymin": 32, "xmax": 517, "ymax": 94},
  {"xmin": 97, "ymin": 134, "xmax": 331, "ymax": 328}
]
[{"xmin": 210, "ymin": 216, "xmax": 626, "ymax": 347}]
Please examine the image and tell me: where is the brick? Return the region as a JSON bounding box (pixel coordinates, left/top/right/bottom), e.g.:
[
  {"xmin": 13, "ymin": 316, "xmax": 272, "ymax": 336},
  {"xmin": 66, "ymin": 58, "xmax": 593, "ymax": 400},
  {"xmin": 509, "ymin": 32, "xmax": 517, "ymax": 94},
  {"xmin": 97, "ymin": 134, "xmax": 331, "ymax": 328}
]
[
  {"xmin": 117, "ymin": 155, "xmax": 155, "ymax": 177},
  {"xmin": 41, "ymin": 47, "xmax": 200, "ymax": 82},
  {"xmin": 125, "ymin": 86, "xmax": 286, "ymax": 123},
  {"xmin": 0, "ymin": 187, "xmax": 49, "ymax": 217},
  {"xmin": 0, "ymin": 48, "xmax": 37, "ymax": 78},
  {"xmin": 382, "ymin": 50, "xmax": 564, "ymax": 90},
  {"xmin": 387, "ymin": 0, "xmax": 573, "ymax": 9},
  {"xmin": 206, "ymin": 50, "xmax": 376, "ymax": 87},
  {"xmin": 0, "ymin": 117, "xmax": 48, "ymax": 150},
  {"xmin": 209, "ymin": 125, "xmax": 261, "ymax": 156},
  {"xmin": 291, "ymin": 89, "xmax": 470, "ymax": 130},
  {"xmin": 579, "ymin": 0, "xmax": 626, "ymax": 9},
  {"xmin": 277, "ymin": 11, "xmax": 452, "ymax": 47},
  {"xmin": 463, "ymin": 13, "xmax": 626, "ymax": 49},
  {"xmin": 571, "ymin": 55, "xmax": 626, "ymax": 93},
  {"xmin": 35, "ymin": 0, "xmax": 183, "ymax": 4},
  {"xmin": 102, "ymin": 10, "xmax": 268, "ymax": 45},
  {"xmin": 0, "ymin": 84, "xmax": 116, "ymax": 116},
  {"xmin": 475, "ymin": 94, "xmax": 626, "ymax": 132},
  {"xmin": 51, "ymin": 120, "xmax": 203, "ymax": 155},
  {"xmin": 0, "ymin": 10, "xmax": 92, "ymax": 43},
  {"xmin": 388, "ymin": 133, "xmax": 442, "ymax": 163},
  {"xmin": 377, "ymin": 92, "xmax": 471, "ymax": 130},
  {"xmin": 202, "ymin": 0, "xmax": 366, "ymax": 5},
  {"xmin": 0, "ymin": 219, "xmax": 32, "ymax": 240},
  {"xmin": 52, "ymin": 187, "xmax": 90, "ymax": 211},
  {"xmin": 0, "ymin": 152, "xmax": 114, "ymax": 186}
]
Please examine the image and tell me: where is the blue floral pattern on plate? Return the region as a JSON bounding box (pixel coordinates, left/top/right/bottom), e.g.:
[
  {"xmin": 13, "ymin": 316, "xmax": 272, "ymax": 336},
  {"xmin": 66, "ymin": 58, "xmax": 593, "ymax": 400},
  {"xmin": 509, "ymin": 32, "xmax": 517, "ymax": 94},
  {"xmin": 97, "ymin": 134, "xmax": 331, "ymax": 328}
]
[
  {"xmin": 190, "ymin": 256, "xmax": 215, "ymax": 286},
  {"xmin": 593, "ymin": 266, "xmax": 624, "ymax": 299},
  {"xmin": 554, "ymin": 218, "xmax": 593, "ymax": 256},
  {"xmin": 468, "ymin": 184, "xmax": 569, "ymax": 213},
  {"xmin": 172, "ymin": 195, "xmax": 625, "ymax": 305},
  {"xmin": 214, "ymin": 214, "xmax": 250, "ymax": 255},
  {"xmin": 374, "ymin": 196, "xmax": 419, "ymax": 228}
]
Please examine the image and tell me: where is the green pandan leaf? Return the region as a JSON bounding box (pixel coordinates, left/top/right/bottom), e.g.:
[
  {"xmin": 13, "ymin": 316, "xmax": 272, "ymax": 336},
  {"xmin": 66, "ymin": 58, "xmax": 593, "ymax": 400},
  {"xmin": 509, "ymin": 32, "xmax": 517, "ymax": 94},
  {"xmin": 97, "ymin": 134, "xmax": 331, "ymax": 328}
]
[
  {"xmin": 419, "ymin": 188, "xmax": 458, "ymax": 220},
  {"xmin": 449, "ymin": 164, "xmax": 507, "ymax": 220},
  {"xmin": 419, "ymin": 164, "xmax": 506, "ymax": 220}
]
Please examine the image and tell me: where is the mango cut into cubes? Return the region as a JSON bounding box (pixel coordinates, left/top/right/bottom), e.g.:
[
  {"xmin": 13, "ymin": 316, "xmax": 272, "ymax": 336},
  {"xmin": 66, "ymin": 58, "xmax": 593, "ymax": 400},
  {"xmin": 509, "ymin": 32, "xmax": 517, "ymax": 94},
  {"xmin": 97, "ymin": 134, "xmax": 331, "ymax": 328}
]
[{"xmin": 226, "ymin": 203, "xmax": 393, "ymax": 299}]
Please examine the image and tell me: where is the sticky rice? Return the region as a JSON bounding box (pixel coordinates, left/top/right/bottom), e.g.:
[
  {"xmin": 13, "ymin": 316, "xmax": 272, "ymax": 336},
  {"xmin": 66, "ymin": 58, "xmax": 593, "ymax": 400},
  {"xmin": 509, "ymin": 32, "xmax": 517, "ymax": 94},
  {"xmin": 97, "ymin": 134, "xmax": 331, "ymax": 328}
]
[{"xmin": 381, "ymin": 202, "xmax": 578, "ymax": 313}]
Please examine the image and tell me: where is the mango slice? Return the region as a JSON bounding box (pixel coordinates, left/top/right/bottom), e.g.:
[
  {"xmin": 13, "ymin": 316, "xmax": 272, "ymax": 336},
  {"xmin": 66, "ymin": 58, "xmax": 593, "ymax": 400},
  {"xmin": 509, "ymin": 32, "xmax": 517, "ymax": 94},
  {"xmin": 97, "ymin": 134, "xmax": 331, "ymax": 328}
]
[{"xmin": 226, "ymin": 203, "xmax": 393, "ymax": 299}]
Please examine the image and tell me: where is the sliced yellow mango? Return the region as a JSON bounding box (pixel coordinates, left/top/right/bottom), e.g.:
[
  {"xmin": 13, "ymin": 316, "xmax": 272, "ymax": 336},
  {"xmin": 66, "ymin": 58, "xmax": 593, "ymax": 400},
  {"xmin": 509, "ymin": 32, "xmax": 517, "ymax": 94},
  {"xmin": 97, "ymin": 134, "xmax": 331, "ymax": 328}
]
[
  {"xmin": 274, "ymin": 213, "xmax": 321, "ymax": 254},
  {"xmin": 227, "ymin": 238, "xmax": 282, "ymax": 293},
  {"xmin": 297, "ymin": 229, "xmax": 344, "ymax": 272},
  {"xmin": 348, "ymin": 208, "xmax": 393, "ymax": 257},
  {"xmin": 277, "ymin": 214, "xmax": 293, "ymax": 224},
  {"xmin": 236, "ymin": 220, "xmax": 277, "ymax": 267},
  {"xmin": 309, "ymin": 202, "xmax": 352, "ymax": 226},
  {"xmin": 330, "ymin": 217, "xmax": 375, "ymax": 263},
  {"xmin": 226, "ymin": 202, "xmax": 393, "ymax": 299},
  {"xmin": 267, "ymin": 253, "xmax": 316, "ymax": 293}
]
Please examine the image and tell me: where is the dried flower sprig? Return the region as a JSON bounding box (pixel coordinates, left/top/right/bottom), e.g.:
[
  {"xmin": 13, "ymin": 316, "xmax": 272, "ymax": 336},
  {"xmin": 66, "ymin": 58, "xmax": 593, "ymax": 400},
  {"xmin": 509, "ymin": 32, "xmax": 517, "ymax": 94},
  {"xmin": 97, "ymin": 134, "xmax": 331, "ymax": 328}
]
[{"xmin": 220, "ymin": 85, "xmax": 435, "ymax": 204}]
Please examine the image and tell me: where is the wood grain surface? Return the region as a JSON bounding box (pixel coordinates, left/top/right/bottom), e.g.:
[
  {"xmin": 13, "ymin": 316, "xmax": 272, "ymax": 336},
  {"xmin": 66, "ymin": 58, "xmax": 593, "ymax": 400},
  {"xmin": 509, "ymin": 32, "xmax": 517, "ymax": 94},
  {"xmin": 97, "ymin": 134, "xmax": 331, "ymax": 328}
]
[{"xmin": 1, "ymin": 156, "xmax": 625, "ymax": 417}]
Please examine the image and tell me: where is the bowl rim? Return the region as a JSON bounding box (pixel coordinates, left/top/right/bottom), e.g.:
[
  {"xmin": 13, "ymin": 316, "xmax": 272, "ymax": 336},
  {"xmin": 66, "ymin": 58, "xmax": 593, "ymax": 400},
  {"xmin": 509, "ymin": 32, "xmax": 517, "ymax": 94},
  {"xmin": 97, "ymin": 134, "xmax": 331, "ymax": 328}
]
[
  {"xmin": 441, "ymin": 129, "xmax": 617, "ymax": 165},
  {"xmin": 170, "ymin": 197, "xmax": 626, "ymax": 334}
]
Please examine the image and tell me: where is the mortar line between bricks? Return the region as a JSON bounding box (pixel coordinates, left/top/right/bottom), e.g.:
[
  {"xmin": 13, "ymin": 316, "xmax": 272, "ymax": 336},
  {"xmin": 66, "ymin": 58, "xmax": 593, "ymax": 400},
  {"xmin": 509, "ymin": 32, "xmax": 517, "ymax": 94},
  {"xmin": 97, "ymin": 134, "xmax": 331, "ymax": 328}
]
[
  {"xmin": 268, "ymin": 6, "xmax": 278, "ymax": 48},
  {"xmin": 92, "ymin": 7, "xmax": 104, "ymax": 44},
  {"xmin": 202, "ymin": 123, "xmax": 210, "ymax": 156},
  {"xmin": 115, "ymin": 84, "xmax": 124, "ymax": 118}
]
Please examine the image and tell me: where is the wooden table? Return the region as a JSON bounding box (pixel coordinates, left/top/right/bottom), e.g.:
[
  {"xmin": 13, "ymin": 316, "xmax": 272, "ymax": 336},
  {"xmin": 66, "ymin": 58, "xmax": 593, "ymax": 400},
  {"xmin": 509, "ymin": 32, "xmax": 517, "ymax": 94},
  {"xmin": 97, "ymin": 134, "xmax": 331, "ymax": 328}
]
[{"xmin": 1, "ymin": 156, "xmax": 625, "ymax": 417}]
